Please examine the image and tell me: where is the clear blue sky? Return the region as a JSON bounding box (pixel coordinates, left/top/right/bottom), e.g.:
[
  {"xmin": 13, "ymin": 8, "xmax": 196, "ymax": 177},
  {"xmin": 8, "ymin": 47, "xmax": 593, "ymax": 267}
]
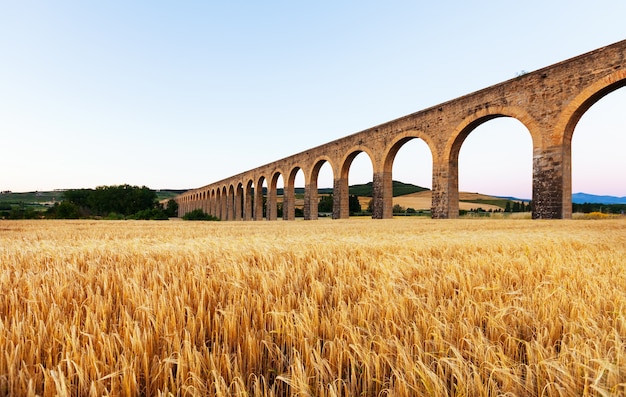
[{"xmin": 1, "ymin": 1, "xmax": 625, "ymax": 198}]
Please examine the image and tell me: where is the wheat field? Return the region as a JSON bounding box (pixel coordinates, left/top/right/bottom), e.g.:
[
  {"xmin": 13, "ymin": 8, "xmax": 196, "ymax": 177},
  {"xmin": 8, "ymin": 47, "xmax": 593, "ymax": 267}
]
[{"xmin": 0, "ymin": 218, "xmax": 625, "ymax": 396}]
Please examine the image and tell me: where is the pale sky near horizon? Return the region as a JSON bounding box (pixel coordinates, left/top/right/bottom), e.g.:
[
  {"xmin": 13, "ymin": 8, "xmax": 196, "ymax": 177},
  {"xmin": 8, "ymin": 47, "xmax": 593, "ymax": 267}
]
[{"xmin": 1, "ymin": 1, "xmax": 625, "ymax": 199}]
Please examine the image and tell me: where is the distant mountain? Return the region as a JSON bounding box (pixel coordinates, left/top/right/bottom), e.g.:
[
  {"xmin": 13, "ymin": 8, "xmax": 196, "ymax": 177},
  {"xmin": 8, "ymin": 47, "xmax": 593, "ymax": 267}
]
[
  {"xmin": 495, "ymin": 195, "xmax": 531, "ymax": 202},
  {"xmin": 572, "ymin": 193, "xmax": 626, "ymax": 204}
]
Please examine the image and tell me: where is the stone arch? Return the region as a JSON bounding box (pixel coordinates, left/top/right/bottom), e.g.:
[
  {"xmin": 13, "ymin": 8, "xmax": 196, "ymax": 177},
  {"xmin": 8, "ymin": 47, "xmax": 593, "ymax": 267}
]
[
  {"xmin": 383, "ymin": 132, "xmax": 438, "ymax": 173},
  {"xmin": 555, "ymin": 68, "xmax": 626, "ymax": 218},
  {"xmin": 309, "ymin": 157, "xmax": 337, "ymax": 185},
  {"xmin": 380, "ymin": 131, "xmax": 437, "ymax": 218},
  {"xmin": 227, "ymin": 184, "xmax": 236, "ymax": 221},
  {"xmin": 437, "ymin": 107, "xmax": 538, "ymax": 219},
  {"xmin": 215, "ymin": 188, "xmax": 222, "ymax": 220},
  {"xmin": 220, "ymin": 186, "xmax": 228, "ymax": 220},
  {"xmin": 338, "ymin": 146, "xmax": 377, "ymax": 180},
  {"xmin": 284, "ymin": 166, "xmax": 304, "ymax": 221},
  {"xmin": 254, "ymin": 175, "xmax": 266, "ymax": 221},
  {"xmin": 267, "ymin": 170, "xmax": 285, "ymax": 221},
  {"xmin": 306, "ymin": 157, "xmax": 336, "ymax": 220},
  {"xmin": 235, "ymin": 182, "xmax": 244, "ymax": 221},
  {"xmin": 207, "ymin": 188, "xmax": 215, "ymax": 216},
  {"xmin": 244, "ymin": 179, "xmax": 254, "ymax": 221},
  {"xmin": 559, "ymin": 69, "xmax": 626, "ymax": 145},
  {"xmin": 338, "ymin": 146, "xmax": 376, "ymax": 219},
  {"xmin": 446, "ymin": 107, "xmax": 539, "ymax": 163}
]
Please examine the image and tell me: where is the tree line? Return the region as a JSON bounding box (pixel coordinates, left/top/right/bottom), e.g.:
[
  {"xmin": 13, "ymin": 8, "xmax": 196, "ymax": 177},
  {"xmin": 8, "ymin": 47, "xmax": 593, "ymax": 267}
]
[
  {"xmin": 572, "ymin": 202, "xmax": 625, "ymax": 214},
  {"xmin": 4, "ymin": 185, "xmax": 623, "ymax": 220},
  {"xmin": 1, "ymin": 185, "xmax": 179, "ymax": 220},
  {"xmin": 60, "ymin": 185, "xmax": 179, "ymax": 219}
]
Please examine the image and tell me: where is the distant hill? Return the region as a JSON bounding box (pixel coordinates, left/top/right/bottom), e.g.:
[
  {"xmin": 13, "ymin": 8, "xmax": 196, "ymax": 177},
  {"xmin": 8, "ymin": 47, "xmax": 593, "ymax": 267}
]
[
  {"xmin": 288, "ymin": 180, "xmax": 427, "ymax": 197},
  {"xmin": 0, "ymin": 189, "xmax": 187, "ymax": 211},
  {"xmin": 495, "ymin": 195, "xmax": 531, "ymax": 202},
  {"xmin": 495, "ymin": 193, "xmax": 626, "ymax": 205},
  {"xmin": 348, "ymin": 180, "xmax": 429, "ymax": 197},
  {"xmin": 393, "ymin": 191, "xmax": 513, "ymax": 212},
  {"xmin": 155, "ymin": 189, "xmax": 188, "ymax": 201},
  {"xmin": 4, "ymin": 186, "xmax": 624, "ymax": 208},
  {"xmin": 573, "ymin": 193, "xmax": 626, "ymax": 204}
]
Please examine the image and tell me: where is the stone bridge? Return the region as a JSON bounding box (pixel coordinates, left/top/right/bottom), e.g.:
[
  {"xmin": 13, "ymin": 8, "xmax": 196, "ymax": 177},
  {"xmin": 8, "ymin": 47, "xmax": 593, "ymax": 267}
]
[{"xmin": 177, "ymin": 40, "xmax": 626, "ymax": 220}]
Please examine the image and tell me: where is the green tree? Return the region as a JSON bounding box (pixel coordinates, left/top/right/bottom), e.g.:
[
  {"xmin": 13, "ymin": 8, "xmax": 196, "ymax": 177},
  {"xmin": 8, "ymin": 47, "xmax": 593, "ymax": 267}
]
[
  {"xmin": 63, "ymin": 184, "xmax": 161, "ymax": 218},
  {"xmin": 392, "ymin": 204, "xmax": 406, "ymax": 214},
  {"xmin": 63, "ymin": 189, "xmax": 92, "ymax": 212},
  {"xmin": 318, "ymin": 195, "xmax": 333, "ymax": 213},
  {"xmin": 182, "ymin": 209, "xmax": 219, "ymax": 221},
  {"xmin": 349, "ymin": 195, "xmax": 361, "ymax": 215},
  {"xmin": 165, "ymin": 199, "xmax": 179, "ymax": 217},
  {"xmin": 55, "ymin": 201, "xmax": 80, "ymax": 219}
]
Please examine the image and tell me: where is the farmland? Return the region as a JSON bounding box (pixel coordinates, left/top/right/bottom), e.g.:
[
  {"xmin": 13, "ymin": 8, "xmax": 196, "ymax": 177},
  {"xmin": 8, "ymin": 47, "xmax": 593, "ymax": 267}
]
[{"xmin": 1, "ymin": 219, "xmax": 625, "ymax": 396}]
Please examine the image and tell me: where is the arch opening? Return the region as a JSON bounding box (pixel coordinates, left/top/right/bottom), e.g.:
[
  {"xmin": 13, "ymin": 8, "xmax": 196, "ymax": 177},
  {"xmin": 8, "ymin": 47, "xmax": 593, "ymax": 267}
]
[
  {"xmin": 226, "ymin": 185, "xmax": 235, "ymax": 221},
  {"xmin": 266, "ymin": 173, "xmax": 284, "ymax": 221},
  {"xmin": 572, "ymin": 87, "xmax": 626, "ymax": 214},
  {"xmin": 343, "ymin": 151, "xmax": 374, "ymax": 218},
  {"xmin": 235, "ymin": 182, "xmax": 244, "ymax": 221},
  {"xmin": 309, "ymin": 160, "xmax": 334, "ymax": 220},
  {"xmin": 389, "ymin": 138, "xmax": 433, "ymax": 217},
  {"xmin": 210, "ymin": 189, "xmax": 217, "ymax": 218},
  {"xmin": 244, "ymin": 180, "xmax": 254, "ymax": 221},
  {"xmin": 254, "ymin": 176, "xmax": 266, "ymax": 221},
  {"xmin": 457, "ymin": 117, "xmax": 533, "ymax": 217},
  {"xmin": 284, "ymin": 167, "xmax": 305, "ymax": 220},
  {"xmin": 215, "ymin": 188, "xmax": 223, "ymax": 220}
]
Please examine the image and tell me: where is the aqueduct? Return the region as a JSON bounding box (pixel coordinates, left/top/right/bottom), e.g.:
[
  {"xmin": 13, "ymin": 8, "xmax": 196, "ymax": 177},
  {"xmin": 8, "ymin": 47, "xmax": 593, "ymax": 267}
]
[{"xmin": 177, "ymin": 40, "xmax": 626, "ymax": 220}]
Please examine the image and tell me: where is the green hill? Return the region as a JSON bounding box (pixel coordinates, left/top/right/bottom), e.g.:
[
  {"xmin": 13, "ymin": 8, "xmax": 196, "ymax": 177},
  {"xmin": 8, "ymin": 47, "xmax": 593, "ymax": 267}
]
[
  {"xmin": 0, "ymin": 189, "xmax": 187, "ymax": 212},
  {"xmin": 349, "ymin": 180, "xmax": 428, "ymax": 197},
  {"xmin": 282, "ymin": 181, "xmax": 427, "ymax": 197},
  {"xmin": 0, "ymin": 191, "xmax": 65, "ymax": 211}
]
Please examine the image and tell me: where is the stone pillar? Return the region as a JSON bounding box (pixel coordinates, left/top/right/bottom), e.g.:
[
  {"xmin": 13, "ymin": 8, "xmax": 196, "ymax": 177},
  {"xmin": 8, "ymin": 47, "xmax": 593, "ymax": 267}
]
[
  {"xmin": 333, "ymin": 177, "xmax": 349, "ymax": 219},
  {"xmin": 431, "ymin": 161, "xmax": 458, "ymax": 219},
  {"xmin": 284, "ymin": 182, "xmax": 295, "ymax": 220},
  {"xmin": 223, "ymin": 194, "xmax": 228, "ymax": 220},
  {"xmin": 234, "ymin": 189, "xmax": 242, "ymax": 221},
  {"xmin": 267, "ymin": 186, "xmax": 277, "ymax": 221},
  {"xmin": 371, "ymin": 171, "xmax": 392, "ymax": 219},
  {"xmin": 224, "ymin": 193, "xmax": 231, "ymax": 221},
  {"xmin": 254, "ymin": 187, "xmax": 264, "ymax": 221},
  {"xmin": 532, "ymin": 145, "xmax": 569, "ymax": 219},
  {"xmin": 244, "ymin": 187, "xmax": 253, "ymax": 221},
  {"xmin": 304, "ymin": 181, "xmax": 318, "ymax": 220}
]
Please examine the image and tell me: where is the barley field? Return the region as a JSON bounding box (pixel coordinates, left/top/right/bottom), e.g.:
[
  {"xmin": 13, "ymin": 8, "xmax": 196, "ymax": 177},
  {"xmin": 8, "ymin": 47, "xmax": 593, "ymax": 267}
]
[{"xmin": 0, "ymin": 219, "xmax": 625, "ymax": 396}]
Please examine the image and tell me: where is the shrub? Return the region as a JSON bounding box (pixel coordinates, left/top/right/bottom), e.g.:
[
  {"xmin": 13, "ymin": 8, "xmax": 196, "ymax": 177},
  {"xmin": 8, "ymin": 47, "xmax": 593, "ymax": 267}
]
[
  {"xmin": 128, "ymin": 208, "xmax": 169, "ymax": 220},
  {"xmin": 182, "ymin": 209, "xmax": 219, "ymax": 221}
]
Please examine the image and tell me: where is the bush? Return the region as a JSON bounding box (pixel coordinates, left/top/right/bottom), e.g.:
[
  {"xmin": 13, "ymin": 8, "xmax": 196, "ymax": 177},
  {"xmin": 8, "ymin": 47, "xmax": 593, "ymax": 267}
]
[
  {"xmin": 105, "ymin": 212, "xmax": 126, "ymax": 220},
  {"xmin": 127, "ymin": 208, "xmax": 169, "ymax": 220},
  {"xmin": 54, "ymin": 201, "xmax": 80, "ymax": 219},
  {"xmin": 164, "ymin": 199, "xmax": 179, "ymax": 217},
  {"xmin": 182, "ymin": 209, "xmax": 220, "ymax": 221}
]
